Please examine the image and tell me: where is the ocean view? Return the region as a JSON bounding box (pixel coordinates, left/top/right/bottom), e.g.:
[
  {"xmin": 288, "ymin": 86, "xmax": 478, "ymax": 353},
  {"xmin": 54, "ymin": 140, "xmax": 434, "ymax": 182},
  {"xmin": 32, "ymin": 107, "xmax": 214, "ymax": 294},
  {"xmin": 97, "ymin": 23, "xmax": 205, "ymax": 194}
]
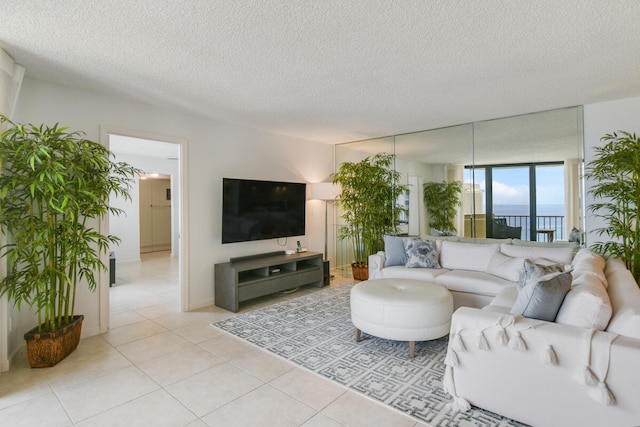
[{"xmin": 493, "ymin": 204, "xmax": 564, "ymax": 217}]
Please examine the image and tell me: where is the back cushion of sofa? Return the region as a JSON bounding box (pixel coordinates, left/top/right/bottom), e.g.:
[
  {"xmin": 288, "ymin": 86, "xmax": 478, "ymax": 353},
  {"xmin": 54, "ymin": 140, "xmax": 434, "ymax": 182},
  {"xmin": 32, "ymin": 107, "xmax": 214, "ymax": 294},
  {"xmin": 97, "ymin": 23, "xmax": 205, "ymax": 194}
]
[
  {"xmin": 500, "ymin": 243, "xmax": 574, "ymax": 265},
  {"xmin": 440, "ymin": 241, "xmax": 499, "ymax": 273},
  {"xmin": 605, "ymin": 258, "xmax": 640, "ymax": 339},
  {"xmin": 555, "ymin": 273, "xmax": 612, "ymax": 330}
]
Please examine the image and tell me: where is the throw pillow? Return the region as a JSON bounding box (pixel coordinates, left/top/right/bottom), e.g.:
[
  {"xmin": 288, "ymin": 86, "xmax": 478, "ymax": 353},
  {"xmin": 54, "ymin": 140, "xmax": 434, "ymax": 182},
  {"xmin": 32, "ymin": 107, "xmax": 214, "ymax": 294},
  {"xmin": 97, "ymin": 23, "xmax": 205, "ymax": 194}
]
[
  {"xmin": 510, "ymin": 271, "xmax": 572, "ymax": 321},
  {"xmin": 384, "ymin": 235, "xmax": 418, "ymax": 267},
  {"xmin": 486, "ymin": 252, "xmax": 526, "ymax": 282},
  {"xmin": 568, "ymin": 227, "xmax": 582, "ymax": 244},
  {"xmin": 518, "ymin": 258, "xmax": 564, "ymax": 290},
  {"xmin": 404, "ymin": 238, "xmax": 440, "ymax": 269}
]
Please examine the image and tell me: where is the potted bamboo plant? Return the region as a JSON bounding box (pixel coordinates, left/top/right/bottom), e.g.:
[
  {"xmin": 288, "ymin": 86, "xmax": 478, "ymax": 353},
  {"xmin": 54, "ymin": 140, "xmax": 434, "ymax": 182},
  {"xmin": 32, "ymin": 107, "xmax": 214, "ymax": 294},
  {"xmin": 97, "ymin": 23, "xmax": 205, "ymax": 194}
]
[
  {"xmin": 0, "ymin": 115, "xmax": 139, "ymax": 367},
  {"xmin": 423, "ymin": 181, "xmax": 462, "ymax": 234},
  {"xmin": 586, "ymin": 130, "xmax": 640, "ymax": 282},
  {"xmin": 332, "ymin": 153, "xmax": 408, "ymax": 280}
]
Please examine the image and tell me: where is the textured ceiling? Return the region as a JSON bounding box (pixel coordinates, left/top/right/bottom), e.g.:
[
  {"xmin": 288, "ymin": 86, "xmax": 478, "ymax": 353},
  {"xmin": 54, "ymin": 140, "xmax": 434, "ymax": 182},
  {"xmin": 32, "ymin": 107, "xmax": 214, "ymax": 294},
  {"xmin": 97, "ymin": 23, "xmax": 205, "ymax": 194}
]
[{"xmin": 1, "ymin": 1, "xmax": 640, "ymax": 144}]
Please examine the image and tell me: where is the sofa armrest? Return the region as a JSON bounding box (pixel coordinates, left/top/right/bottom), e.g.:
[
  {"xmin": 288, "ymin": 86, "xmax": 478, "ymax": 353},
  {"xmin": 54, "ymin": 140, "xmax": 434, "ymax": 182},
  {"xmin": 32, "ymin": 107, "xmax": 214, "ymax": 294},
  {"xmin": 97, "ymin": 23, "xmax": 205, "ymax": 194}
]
[
  {"xmin": 446, "ymin": 307, "xmax": 640, "ymax": 426},
  {"xmin": 368, "ymin": 251, "xmax": 385, "ymax": 278}
]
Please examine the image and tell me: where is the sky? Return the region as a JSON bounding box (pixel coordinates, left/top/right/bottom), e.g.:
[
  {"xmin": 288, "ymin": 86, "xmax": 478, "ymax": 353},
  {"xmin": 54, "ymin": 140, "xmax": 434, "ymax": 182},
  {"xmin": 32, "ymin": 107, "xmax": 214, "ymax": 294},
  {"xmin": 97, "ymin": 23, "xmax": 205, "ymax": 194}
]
[{"xmin": 465, "ymin": 165, "xmax": 565, "ymax": 206}]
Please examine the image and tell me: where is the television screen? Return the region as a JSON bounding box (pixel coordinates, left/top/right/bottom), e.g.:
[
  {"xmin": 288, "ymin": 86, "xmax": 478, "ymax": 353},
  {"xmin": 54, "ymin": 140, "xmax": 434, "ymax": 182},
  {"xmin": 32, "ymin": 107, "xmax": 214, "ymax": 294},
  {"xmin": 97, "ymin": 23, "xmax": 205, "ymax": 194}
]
[{"xmin": 222, "ymin": 178, "xmax": 306, "ymax": 244}]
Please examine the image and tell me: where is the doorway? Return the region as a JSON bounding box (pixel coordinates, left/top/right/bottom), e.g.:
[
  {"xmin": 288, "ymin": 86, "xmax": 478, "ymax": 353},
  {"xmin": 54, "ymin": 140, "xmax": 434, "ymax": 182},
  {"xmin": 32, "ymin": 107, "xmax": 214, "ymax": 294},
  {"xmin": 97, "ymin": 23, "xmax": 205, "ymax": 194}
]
[{"xmin": 100, "ymin": 127, "xmax": 189, "ymax": 333}]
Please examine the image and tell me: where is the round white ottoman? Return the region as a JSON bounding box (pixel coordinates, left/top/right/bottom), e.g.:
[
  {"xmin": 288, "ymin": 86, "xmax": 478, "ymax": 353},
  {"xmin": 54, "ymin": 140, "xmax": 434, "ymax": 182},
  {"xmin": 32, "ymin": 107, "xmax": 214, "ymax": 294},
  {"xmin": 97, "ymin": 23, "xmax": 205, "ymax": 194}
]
[{"xmin": 350, "ymin": 278, "xmax": 453, "ymax": 357}]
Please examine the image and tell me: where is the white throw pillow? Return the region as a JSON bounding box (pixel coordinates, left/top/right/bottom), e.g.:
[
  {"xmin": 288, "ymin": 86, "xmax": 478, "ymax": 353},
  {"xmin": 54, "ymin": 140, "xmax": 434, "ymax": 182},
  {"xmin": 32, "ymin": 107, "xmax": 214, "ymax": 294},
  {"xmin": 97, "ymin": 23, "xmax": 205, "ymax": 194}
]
[
  {"xmin": 555, "ymin": 274, "xmax": 613, "ymax": 330},
  {"xmin": 500, "ymin": 243, "xmax": 574, "ymax": 265},
  {"xmin": 486, "ymin": 252, "xmax": 525, "ymax": 282},
  {"xmin": 439, "ymin": 241, "xmax": 499, "ymax": 273}
]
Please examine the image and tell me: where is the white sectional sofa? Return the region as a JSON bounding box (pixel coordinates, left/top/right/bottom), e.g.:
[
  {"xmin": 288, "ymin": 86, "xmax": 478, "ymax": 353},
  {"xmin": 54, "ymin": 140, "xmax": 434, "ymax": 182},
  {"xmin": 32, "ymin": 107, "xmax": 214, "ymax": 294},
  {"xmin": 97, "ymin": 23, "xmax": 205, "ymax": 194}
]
[
  {"xmin": 368, "ymin": 236, "xmax": 576, "ymax": 309},
  {"xmin": 368, "ymin": 235, "xmax": 640, "ymax": 426}
]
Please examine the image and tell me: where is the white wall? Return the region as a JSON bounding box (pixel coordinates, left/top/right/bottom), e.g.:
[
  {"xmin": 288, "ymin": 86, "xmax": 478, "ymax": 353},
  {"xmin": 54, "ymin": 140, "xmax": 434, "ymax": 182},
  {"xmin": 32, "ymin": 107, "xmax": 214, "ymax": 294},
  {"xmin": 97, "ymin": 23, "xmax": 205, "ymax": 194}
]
[
  {"xmin": 9, "ymin": 77, "xmax": 333, "ymax": 355},
  {"xmin": 583, "ymin": 96, "xmax": 640, "ymax": 245}
]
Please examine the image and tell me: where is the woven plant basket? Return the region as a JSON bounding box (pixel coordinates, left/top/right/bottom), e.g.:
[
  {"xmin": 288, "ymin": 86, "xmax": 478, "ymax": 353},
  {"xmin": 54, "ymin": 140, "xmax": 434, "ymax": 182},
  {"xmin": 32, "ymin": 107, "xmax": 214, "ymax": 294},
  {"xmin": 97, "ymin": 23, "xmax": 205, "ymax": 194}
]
[
  {"xmin": 351, "ymin": 263, "xmax": 369, "ymax": 281},
  {"xmin": 24, "ymin": 315, "xmax": 84, "ymax": 368}
]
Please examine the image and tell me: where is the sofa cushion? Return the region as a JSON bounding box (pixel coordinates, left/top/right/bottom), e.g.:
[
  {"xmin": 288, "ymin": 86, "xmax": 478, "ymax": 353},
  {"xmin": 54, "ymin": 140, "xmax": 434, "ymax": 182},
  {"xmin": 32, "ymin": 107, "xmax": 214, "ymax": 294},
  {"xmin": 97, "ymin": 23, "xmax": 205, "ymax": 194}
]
[
  {"xmin": 510, "ymin": 271, "xmax": 572, "ymax": 321},
  {"xmin": 487, "ymin": 285, "xmax": 518, "ymax": 311},
  {"xmin": 404, "ymin": 238, "xmax": 440, "ymax": 268},
  {"xmin": 510, "ymin": 239, "xmax": 579, "ymax": 249},
  {"xmin": 439, "ymin": 241, "xmax": 500, "ymax": 273},
  {"xmin": 555, "ymin": 273, "xmax": 612, "ymax": 330},
  {"xmin": 435, "ymin": 270, "xmax": 514, "ymax": 297},
  {"xmin": 383, "ymin": 235, "xmax": 415, "ymax": 267},
  {"xmin": 518, "ymin": 259, "xmax": 565, "ymax": 290},
  {"xmin": 605, "ymin": 258, "xmax": 640, "ymax": 339},
  {"xmin": 500, "ymin": 243, "xmax": 574, "ymax": 265},
  {"xmin": 486, "ymin": 252, "xmax": 525, "ymax": 282},
  {"xmin": 570, "ymin": 249, "xmax": 607, "ymax": 287},
  {"xmin": 379, "ymin": 265, "xmax": 449, "ymax": 281}
]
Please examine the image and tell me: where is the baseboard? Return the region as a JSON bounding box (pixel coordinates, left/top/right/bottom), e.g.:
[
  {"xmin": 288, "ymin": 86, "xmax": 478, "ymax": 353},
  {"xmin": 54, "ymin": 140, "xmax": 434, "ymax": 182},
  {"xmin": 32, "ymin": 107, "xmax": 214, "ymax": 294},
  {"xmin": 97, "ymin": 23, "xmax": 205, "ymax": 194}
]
[
  {"xmin": 5, "ymin": 343, "xmax": 25, "ymax": 371},
  {"xmin": 188, "ymin": 297, "xmax": 215, "ymax": 312}
]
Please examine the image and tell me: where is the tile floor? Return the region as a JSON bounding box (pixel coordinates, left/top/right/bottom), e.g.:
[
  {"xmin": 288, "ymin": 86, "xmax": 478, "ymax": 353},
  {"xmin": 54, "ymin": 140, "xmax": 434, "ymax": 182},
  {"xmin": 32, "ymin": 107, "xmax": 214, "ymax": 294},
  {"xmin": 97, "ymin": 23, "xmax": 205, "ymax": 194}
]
[{"xmin": 0, "ymin": 252, "xmax": 428, "ymax": 426}]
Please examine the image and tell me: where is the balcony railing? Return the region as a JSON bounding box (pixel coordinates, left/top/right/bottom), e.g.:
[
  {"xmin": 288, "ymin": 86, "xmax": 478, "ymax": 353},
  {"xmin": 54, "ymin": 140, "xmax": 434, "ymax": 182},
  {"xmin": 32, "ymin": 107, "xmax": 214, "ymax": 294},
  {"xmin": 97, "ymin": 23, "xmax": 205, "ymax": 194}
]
[{"xmin": 498, "ymin": 215, "xmax": 565, "ymax": 241}]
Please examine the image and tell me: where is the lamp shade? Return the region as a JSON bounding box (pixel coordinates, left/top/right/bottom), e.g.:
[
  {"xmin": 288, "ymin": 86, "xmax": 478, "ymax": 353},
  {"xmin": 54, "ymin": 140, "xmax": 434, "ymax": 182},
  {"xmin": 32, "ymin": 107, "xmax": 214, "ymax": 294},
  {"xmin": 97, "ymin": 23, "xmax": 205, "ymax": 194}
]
[{"xmin": 309, "ymin": 182, "xmax": 340, "ymax": 201}]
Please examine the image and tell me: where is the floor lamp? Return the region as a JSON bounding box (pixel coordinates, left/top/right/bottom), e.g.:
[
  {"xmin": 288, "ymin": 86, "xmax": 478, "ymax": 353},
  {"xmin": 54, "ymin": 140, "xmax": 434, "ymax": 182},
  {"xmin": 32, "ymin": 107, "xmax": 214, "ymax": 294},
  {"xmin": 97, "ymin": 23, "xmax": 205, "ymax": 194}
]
[{"xmin": 310, "ymin": 182, "xmax": 340, "ymax": 280}]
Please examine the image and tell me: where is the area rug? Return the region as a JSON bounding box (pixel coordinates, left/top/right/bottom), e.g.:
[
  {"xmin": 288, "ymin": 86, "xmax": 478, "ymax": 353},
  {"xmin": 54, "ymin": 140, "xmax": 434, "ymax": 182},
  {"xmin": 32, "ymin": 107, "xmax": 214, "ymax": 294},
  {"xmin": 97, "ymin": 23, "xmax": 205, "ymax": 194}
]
[{"xmin": 212, "ymin": 283, "xmax": 527, "ymax": 427}]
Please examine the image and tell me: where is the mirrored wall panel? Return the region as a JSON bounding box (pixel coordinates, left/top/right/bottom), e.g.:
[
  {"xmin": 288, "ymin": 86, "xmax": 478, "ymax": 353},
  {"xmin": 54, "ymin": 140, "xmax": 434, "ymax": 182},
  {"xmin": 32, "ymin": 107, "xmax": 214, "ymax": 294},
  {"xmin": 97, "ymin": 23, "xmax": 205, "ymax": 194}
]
[{"xmin": 334, "ymin": 106, "xmax": 584, "ymax": 271}]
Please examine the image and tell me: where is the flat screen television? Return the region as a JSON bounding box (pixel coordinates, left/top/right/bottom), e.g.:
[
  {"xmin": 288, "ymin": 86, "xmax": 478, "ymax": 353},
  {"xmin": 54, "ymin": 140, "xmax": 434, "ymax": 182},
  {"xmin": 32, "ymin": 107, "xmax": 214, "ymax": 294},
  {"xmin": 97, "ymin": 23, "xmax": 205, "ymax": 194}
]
[{"xmin": 222, "ymin": 178, "xmax": 306, "ymax": 244}]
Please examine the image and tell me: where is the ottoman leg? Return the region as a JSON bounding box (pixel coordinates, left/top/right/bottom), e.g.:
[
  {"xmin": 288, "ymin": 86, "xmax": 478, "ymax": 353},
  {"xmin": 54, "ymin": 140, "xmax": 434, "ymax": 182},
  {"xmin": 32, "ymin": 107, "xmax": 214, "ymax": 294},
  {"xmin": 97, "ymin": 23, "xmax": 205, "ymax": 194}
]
[
  {"xmin": 356, "ymin": 328, "xmax": 361, "ymax": 342},
  {"xmin": 409, "ymin": 341, "xmax": 415, "ymax": 358}
]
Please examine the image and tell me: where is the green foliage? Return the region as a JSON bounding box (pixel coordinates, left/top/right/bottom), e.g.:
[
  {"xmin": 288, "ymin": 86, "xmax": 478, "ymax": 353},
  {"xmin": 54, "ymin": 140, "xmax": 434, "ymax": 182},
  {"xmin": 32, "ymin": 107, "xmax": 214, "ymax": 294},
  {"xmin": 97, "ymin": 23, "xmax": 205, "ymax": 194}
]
[
  {"xmin": 586, "ymin": 130, "xmax": 640, "ymax": 282},
  {"xmin": 0, "ymin": 115, "xmax": 140, "ymax": 332},
  {"xmin": 332, "ymin": 153, "xmax": 409, "ymax": 264},
  {"xmin": 423, "ymin": 181, "xmax": 462, "ymax": 233}
]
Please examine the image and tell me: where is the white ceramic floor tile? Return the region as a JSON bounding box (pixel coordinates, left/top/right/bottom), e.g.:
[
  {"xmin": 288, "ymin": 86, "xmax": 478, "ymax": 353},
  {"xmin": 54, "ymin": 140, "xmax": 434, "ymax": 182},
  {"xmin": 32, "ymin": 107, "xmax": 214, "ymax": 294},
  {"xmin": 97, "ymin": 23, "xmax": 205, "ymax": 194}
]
[
  {"xmin": 139, "ymin": 345, "xmax": 225, "ymax": 386},
  {"xmin": 101, "ymin": 320, "xmax": 167, "ymax": 347},
  {"xmin": 116, "ymin": 331, "xmax": 191, "ymax": 364},
  {"xmin": 321, "ymin": 391, "xmax": 416, "ymax": 427},
  {"xmin": 173, "ymin": 321, "xmax": 224, "ymax": 344},
  {"xmin": 165, "ymin": 362, "xmax": 263, "ymax": 417},
  {"xmin": 3, "ymin": 253, "xmax": 417, "ymax": 426},
  {"xmin": 201, "ymin": 384, "xmax": 317, "ymax": 427},
  {"xmin": 198, "ymin": 332, "xmax": 258, "ymax": 361},
  {"xmin": 270, "ymin": 367, "xmax": 347, "ymax": 411},
  {"xmin": 55, "ymin": 365, "xmax": 159, "ymax": 423},
  {"xmin": 0, "ymin": 368, "xmax": 53, "ymax": 410},
  {"xmin": 109, "ymin": 310, "xmax": 147, "ymax": 329},
  {"xmin": 230, "ymin": 347, "xmax": 294, "ymax": 382},
  {"xmin": 300, "ymin": 413, "xmax": 346, "ymax": 427},
  {"xmin": 0, "ymin": 392, "xmax": 72, "ymax": 427},
  {"xmin": 76, "ymin": 389, "xmax": 197, "ymax": 427}
]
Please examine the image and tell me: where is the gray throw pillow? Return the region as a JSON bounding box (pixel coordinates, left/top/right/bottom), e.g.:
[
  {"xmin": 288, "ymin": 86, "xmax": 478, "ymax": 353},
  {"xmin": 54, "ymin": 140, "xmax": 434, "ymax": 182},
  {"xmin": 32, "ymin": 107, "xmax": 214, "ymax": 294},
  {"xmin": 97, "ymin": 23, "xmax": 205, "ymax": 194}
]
[
  {"xmin": 518, "ymin": 258, "xmax": 564, "ymax": 290},
  {"xmin": 384, "ymin": 235, "xmax": 419, "ymax": 267},
  {"xmin": 404, "ymin": 238, "xmax": 440, "ymax": 269},
  {"xmin": 510, "ymin": 271, "xmax": 572, "ymax": 321}
]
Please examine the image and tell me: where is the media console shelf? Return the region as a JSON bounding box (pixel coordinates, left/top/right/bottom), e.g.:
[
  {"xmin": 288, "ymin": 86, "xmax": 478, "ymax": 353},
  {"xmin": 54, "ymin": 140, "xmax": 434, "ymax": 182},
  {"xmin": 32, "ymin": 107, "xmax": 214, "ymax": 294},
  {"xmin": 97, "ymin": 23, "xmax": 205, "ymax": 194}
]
[{"xmin": 215, "ymin": 251, "xmax": 324, "ymax": 312}]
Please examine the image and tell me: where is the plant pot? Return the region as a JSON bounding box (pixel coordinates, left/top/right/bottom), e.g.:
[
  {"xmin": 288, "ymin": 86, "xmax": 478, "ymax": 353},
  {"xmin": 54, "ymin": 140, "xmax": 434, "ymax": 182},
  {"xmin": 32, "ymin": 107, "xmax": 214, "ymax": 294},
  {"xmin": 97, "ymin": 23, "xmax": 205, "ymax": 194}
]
[
  {"xmin": 24, "ymin": 315, "xmax": 84, "ymax": 368},
  {"xmin": 351, "ymin": 263, "xmax": 369, "ymax": 281}
]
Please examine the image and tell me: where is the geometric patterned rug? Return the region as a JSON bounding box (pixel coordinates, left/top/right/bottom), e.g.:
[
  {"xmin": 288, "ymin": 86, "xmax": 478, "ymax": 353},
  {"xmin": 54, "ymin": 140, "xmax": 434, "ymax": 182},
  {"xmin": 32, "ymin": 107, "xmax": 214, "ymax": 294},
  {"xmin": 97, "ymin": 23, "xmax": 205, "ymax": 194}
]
[{"xmin": 212, "ymin": 283, "xmax": 528, "ymax": 427}]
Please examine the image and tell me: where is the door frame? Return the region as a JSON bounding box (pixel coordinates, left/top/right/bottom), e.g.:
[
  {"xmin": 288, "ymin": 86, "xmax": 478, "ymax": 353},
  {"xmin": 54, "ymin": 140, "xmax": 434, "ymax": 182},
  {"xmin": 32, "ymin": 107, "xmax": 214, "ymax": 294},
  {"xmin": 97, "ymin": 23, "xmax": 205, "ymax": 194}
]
[{"xmin": 99, "ymin": 126, "xmax": 190, "ymax": 332}]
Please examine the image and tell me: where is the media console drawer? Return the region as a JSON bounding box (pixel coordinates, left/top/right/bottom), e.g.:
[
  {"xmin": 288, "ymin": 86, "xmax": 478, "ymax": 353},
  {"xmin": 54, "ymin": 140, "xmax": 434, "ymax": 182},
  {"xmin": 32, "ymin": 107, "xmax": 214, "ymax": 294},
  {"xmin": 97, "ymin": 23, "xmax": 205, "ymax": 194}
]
[
  {"xmin": 215, "ymin": 251, "xmax": 324, "ymax": 312},
  {"xmin": 296, "ymin": 268, "xmax": 322, "ymax": 285}
]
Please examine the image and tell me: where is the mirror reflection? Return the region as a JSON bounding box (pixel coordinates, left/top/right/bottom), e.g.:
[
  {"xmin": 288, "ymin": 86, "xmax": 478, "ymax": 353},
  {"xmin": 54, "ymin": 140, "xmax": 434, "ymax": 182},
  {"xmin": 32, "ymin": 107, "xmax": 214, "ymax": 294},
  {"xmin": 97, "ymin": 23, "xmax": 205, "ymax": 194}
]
[{"xmin": 334, "ymin": 106, "xmax": 584, "ymax": 271}]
